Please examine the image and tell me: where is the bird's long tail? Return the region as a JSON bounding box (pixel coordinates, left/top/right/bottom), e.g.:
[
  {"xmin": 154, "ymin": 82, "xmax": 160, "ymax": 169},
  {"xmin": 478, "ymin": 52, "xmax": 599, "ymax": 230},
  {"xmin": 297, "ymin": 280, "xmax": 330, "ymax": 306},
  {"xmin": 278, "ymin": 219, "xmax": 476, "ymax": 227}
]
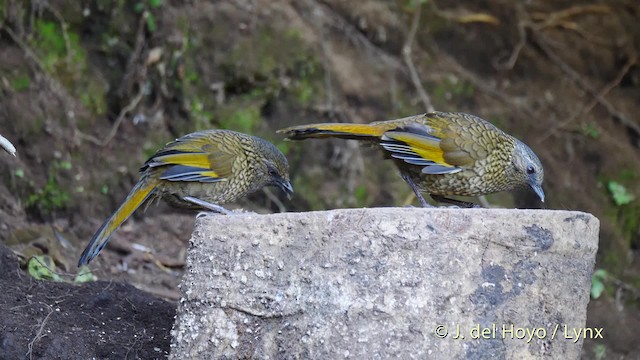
[
  {"xmin": 78, "ymin": 177, "xmax": 159, "ymax": 266},
  {"xmin": 277, "ymin": 123, "xmax": 386, "ymax": 140}
]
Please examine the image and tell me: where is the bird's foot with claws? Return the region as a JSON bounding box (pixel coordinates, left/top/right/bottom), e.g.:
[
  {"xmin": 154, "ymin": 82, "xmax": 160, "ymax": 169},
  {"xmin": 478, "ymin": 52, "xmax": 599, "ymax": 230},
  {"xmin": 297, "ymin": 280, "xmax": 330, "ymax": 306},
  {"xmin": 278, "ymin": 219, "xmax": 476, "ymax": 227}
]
[
  {"xmin": 183, "ymin": 196, "xmax": 232, "ymax": 215},
  {"xmin": 431, "ymin": 195, "xmax": 482, "ymax": 209}
]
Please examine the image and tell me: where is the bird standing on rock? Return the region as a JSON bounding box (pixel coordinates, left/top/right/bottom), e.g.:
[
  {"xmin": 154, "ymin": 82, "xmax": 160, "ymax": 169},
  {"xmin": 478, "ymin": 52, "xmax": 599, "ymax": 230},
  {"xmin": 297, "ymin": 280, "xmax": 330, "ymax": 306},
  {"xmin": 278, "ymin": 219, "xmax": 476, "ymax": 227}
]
[
  {"xmin": 278, "ymin": 111, "xmax": 544, "ymax": 207},
  {"xmin": 78, "ymin": 129, "xmax": 293, "ymax": 266}
]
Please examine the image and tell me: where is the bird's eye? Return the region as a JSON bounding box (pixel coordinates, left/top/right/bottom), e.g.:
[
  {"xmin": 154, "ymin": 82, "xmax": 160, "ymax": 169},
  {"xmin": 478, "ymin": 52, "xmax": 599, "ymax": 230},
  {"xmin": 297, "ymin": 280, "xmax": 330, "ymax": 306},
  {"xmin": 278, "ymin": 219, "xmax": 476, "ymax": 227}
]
[
  {"xmin": 526, "ymin": 165, "xmax": 535, "ymax": 175},
  {"xmin": 268, "ymin": 168, "xmax": 278, "ymax": 177}
]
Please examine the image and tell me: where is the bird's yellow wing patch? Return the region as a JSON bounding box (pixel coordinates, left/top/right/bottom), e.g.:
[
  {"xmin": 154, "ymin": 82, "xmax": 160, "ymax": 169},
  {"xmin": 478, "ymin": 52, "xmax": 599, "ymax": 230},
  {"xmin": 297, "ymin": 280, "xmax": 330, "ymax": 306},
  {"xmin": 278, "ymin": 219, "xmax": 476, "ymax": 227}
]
[
  {"xmin": 152, "ymin": 152, "xmax": 215, "ymax": 171},
  {"xmin": 381, "ymin": 130, "xmax": 461, "ymax": 174},
  {"xmin": 384, "ymin": 132, "xmax": 447, "ymax": 165},
  {"xmin": 141, "ymin": 131, "xmax": 239, "ymax": 180}
]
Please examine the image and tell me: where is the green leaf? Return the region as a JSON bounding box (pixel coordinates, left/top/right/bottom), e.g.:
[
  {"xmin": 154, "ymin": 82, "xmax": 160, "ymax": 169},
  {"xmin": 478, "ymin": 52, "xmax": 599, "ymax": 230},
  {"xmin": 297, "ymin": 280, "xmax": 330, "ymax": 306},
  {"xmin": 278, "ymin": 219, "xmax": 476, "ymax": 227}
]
[
  {"xmin": 590, "ymin": 269, "xmax": 607, "ymax": 299},
  {"xmin": 11, "ymin": 75, "xmax": 31, "ymax": 91},
  {"xmin": 607, "ymin": 181, "xmax": 634, "ymax": 206},
  {"xmin": 74, "ymin": 267, "xmax": 98, "ymax": 283},
  {"xmin": 581, "ymin": 122, "xmax": 599, "ymax": 139},
  {"xmin": 149, "ymin": 0, "xmax": 163, "ymax": 8},
  {"xmin": 593, "ymin": 344, "xmax": 607, "ymax": 360},
  {"xmin": 354, "ymin": 185, "xmax": 368, "ymax": 205},
  {"xmin": 14, "ymin": 169, "xmax": 24, "ymax": 178},
  {"xmin": 592, "ymin": 268, "xmax": 607, "ymax": 280},
  {"xmin": 27, "ymin": 255, "xmax": 62, "ymax": 281},
  {"xmin": 590, "ymin": 279, "xmax": 605, "ymax": 299},
  {"xmin": 57, "ymin": 160, "xmax": 72, "ymax": 170},
  {"xmin": 145, "ymin": 13, "xmax": 157, "ymax": 32}
]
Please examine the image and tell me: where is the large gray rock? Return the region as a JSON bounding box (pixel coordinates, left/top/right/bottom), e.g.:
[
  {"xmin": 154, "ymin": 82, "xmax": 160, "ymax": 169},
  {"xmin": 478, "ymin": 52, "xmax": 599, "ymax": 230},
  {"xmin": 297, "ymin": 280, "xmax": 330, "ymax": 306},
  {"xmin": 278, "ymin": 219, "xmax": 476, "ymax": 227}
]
[{"xmin": 171, "ymin": 208, "xmax": 599, "ymax": 359}]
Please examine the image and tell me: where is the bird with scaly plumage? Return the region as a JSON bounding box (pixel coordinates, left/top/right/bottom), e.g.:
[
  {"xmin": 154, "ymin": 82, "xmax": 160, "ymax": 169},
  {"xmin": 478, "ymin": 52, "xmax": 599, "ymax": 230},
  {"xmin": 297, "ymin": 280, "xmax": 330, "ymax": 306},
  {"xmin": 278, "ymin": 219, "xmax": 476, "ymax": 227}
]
[
  {"xmin": 279, "ymin": 111, "xmax": 544, "ymax": 207},
  {"xmin": 78, "ymin": 129, "xmax": 292, "ymax": 266}
]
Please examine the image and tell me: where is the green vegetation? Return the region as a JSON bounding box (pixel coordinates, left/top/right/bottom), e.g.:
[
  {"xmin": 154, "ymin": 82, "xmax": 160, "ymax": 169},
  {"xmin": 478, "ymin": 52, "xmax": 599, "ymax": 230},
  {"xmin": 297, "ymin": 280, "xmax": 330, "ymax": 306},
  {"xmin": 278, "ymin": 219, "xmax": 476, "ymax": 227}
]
[
  {"xmin": 218, "ymin": 105, "xmax": 261, "ymax": 134},
  {"xmin": 11, "ymin": 74, "xmax": 31, "ymax": 91},
  {"xmin": 134, "ymin": 0, "xmax": 164, "ymax": 32},
  {"xmin": 74, "ymin": 268, "xmax": 98, "ymax": 283},
  {"xmin": 168, "ymin": 22, "xmax": 325, "ymax": 183},
  {"xmin": 592, "ymin": 344, "xmax": 607, "ymax": 360},
  {"xmin": 27, "ymin": 255, "xmax": 97, "ymax": 282},
  {"xmin": 581, "ymin": 122, "xmax": 600, "ymax": 139},
  {"xmin": 29, "ymin": 19, "xmax": 108, "ymax": 117},
  {"xmin": 590, "ymin": 268, "xmax": 607, "ymax": 299},
  {"xmin": 607, "ymin": 181, "xmax": 634, "ymax": 206},
  {"xmin": 31, "ymin": 19, "xmax": 86, "ymax": 76},
  {"xmin": 601, "ymin": 170, "xmax": 639, "ymax": 273},
  {"xmin": 27, "ymin": 255, "xmax": 62, "ymax": 281},
  {"xmin": 26, "ymin": 174, "xmax": 70, "ymax": 214},
  {"xmin": 354, "ymin": 185, "xmax": 370, "ymax": 207},
  {"xmin": 26, "ymin": 161, "xmax": 73, "ymax": 216}
]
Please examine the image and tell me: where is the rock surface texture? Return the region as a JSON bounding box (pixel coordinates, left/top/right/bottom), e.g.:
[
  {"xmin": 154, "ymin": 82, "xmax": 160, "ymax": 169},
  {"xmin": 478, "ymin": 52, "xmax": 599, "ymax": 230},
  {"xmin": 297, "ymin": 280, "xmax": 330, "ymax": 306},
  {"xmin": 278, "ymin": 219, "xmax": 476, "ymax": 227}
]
[{"xmin": 170, "ymin": 208, "xmax": 599, "ymax": 359}]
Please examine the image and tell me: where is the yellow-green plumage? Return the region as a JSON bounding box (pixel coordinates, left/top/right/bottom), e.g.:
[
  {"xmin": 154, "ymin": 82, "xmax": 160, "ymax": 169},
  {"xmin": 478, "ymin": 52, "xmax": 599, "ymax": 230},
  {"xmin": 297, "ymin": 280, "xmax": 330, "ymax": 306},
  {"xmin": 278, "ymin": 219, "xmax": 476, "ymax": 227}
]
[
  {"xmin": 279, "ymin": 111, "xmax": 544, "ymax": 206},
  {"xmin": 78, "ymin": 130, "xmax": 292, "ymax": 266}
]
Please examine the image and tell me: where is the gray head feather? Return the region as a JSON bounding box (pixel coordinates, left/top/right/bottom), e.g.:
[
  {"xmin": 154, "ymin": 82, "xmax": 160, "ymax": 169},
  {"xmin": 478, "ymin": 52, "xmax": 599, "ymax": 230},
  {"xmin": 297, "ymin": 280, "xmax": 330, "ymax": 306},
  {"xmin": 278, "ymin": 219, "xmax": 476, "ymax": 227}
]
[{"xmin": 513, "ymin": 140, "xmax": 545, "ymax": 202}]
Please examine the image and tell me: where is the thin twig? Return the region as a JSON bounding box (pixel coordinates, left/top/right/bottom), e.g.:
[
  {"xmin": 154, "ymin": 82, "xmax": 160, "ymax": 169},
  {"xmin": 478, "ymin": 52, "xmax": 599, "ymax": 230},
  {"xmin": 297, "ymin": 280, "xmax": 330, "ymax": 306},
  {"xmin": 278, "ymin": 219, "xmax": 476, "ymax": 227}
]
[
  {"xmin": 2, "ymin": 23, "xmax": 75, "ymax": 123},
  {"xmin": 537, "ymin": 53, "xmax": 638, "ymax": 143},
  {"xmin": 26, "ymin": 303, "xmax": 54, "ymax": 360},
  {"xmin": 402, "ymin": 4, "xmax": 435, "ymax": 113},
  {"xmin": 124, "ymin": 331, "xmax": 141, "ymax": 360},
  {"xmin": 433, "ymin": 44, "xmax": 536, "ymax": 119},
  {"xmin": 429, "ymin": 1, "xmax": 500, "ymax": 25},
  {"xmin": 75, "ymin": 88, "xmax": 145, "ymax": 146},
  {"xmin": 609, "ymin": 276, "xmax": 640, "ymax": 299},
  {"xmin": 119, "ymin": 14, "xmax": 148, "ymax": 96},
  {"xmin": 532, "ymin": 29, "xmax": 640, "ymax": 140},
  {"xmin": 313, "ymin": 7, "xmax": 336, "ymax": 113},
  {"xmin": 297, "ymin": 0, "xmax": 406, "ymax": 74},
  {"xmin": 495, "ymin": 20, "xmax": 527, "ymax": 70},
  {"xmin": 532, "ymin": 4, "xmax": 610, "ymax": 30},
  {"xmin": 2, "ymin": 25, "xmax": 58, "ymax": 91},
  {"xmin": 523, "ymin": 7, "xmax": 639, "ymax": 137}
]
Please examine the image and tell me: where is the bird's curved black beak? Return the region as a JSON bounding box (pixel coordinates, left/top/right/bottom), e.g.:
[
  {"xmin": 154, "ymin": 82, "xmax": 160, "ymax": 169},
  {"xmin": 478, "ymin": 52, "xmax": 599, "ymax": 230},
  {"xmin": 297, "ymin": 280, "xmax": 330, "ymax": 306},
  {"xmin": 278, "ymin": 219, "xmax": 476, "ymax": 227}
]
[{"xmin": 277, "ymin": 179, "xmax": 294, "ymax": 199}]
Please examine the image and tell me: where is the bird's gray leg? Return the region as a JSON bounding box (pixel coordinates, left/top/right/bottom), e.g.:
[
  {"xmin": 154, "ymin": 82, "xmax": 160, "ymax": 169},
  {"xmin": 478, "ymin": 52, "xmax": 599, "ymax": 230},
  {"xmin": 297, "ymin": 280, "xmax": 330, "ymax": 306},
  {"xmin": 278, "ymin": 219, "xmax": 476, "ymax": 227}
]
[
  {"xmin": 400, "ymin": 173, "xmax": 433, "ymax": 208},
  {"xmin": 430, "ymin": 195, "xmax": 480, "ymax": 209},
  {"xmin": 182, "ymin": 196, "xmax": 233, "ymax": 216}
]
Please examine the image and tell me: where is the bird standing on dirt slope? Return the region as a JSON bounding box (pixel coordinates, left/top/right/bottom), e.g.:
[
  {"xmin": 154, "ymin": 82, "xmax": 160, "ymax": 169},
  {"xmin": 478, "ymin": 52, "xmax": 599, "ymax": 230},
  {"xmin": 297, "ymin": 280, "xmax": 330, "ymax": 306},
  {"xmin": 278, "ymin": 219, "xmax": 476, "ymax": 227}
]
[
  {"xmin": 78, "ymin": 129, "xmax": 293, "ymax": 266},
  {"xmin": 278, "ymin": 111, "xmax": 543, "ymax": 207}
]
